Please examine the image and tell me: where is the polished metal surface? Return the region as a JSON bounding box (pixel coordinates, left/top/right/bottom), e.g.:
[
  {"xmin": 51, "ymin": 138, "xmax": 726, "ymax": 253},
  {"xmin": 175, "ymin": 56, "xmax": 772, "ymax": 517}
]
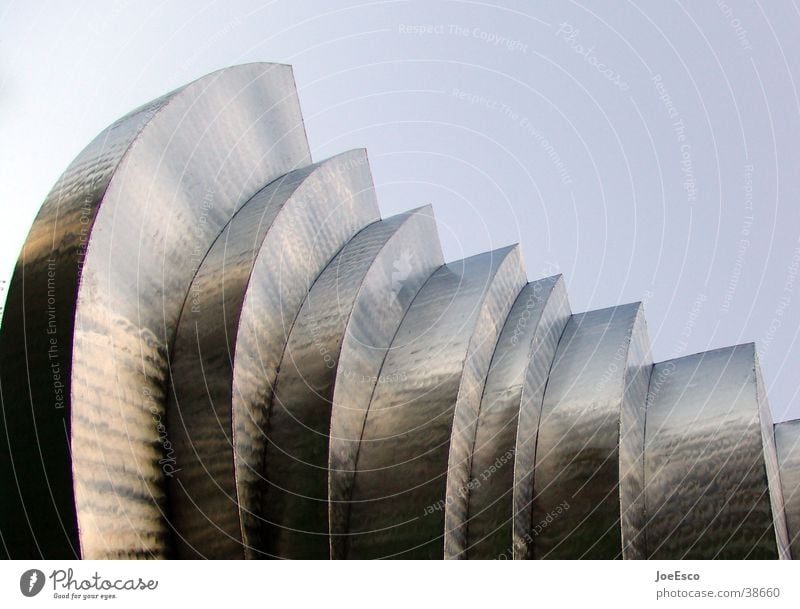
[
  {"xmin": 644, "ymin": 345, "xmax": 790, "ymax": 559},
  {"xmin": 229, "ymin": 149, "xmax": 381, "ymax": 558},
  {"xmin": 0, "ymin": 63, "xmax": 310, "ymax": 559},
  {"xmin": 510, "ymin": 278, "xmax": 571, "ymax": 559},
  {"xmin": 3, "ymin": 61, "xmax": 797, "ymax": 561},
  {"xmin": 168, "ymin": 149, "xmax": 379, "ymax": 558},
  {"xmin": 327, "ymin": 211, "xmax": 444, "ymax": 559},
  {"xmin": 443, "ymin": 275, "xmax": 569, "ymax": 559},
  {"xmin": 345, "ymin": 246, "xmax": 526, "ymax": 559},
  {"xmin": 775, "ymin": 419, "xmax": 800, "ymax": 558},
  {"xmin": 460, "ymin": 276, "xmax": 570, "ymax": 559},
  {"xmin": 530, "ymin": 304, "xmax": 651, "ymax": 559},
  {"xmin": 259, "ymin": 207, "xmax": 442, "ymax": 559}
]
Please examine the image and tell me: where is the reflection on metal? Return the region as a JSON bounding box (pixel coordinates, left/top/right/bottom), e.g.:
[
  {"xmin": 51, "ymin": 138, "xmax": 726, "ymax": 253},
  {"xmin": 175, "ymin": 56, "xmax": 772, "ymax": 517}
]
[
  {"xmin": 1, "ymin": 63, "xmax": 797, "ymax": 560},
  {"xmin": 531, "ymin": 304, "xmax": 652, "ymax": 559},
  {"xmin": 168, "ymin": 150, "xmax": 379, "ymax": 558},
  {"xmin": 0, "ymin": 63, "xmax": 310, "ymax": 559},
  {"xmin": 230, "ymin": 152, "xmax": 381, "ymax": 558},
  {"xmin": 446, "ymin": 275, "xmax": 570, "ymax": 559},
  {"xmin": 327, "ymin": 208, "xmax": 444, "ymax": 560},
  {"xmin": 645, "ymin": 345, "xmax": 790, "ymax": 559},
  {"xmin": 776, "ymin": 420, "xmax": 800, "ymax": 558},
  {"xmin": 509, "ymin": 278, "xmax": 571, "ymax": 560},
  {"xmin": 258, "ymin": 207, "xmax": 441, "ymax": 559},
  {"xmin": 345, "ymin": 246, "xmax": 526, "ymax": 559}
]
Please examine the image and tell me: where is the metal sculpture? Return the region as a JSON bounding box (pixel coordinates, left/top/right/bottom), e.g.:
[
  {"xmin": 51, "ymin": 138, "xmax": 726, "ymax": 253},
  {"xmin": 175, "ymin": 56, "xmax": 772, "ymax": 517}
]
[
  {"xmin": 0, "ymin": 63, "xmax": 310, "ymax": 559},
  {"xmin": 0, "ymin": 63, "xmax": 795, "ymax": 559}
]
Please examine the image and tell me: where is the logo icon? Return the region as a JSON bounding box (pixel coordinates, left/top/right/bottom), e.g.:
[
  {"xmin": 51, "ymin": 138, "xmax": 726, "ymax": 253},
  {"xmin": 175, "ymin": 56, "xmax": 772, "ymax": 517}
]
[{"xmin": 20, "ymin": 569, "xmax": 45, "ymax": 597}]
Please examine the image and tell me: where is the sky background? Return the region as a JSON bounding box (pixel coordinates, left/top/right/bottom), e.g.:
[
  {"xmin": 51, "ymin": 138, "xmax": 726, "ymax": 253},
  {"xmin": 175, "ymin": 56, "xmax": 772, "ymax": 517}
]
[{"xmin": 1, "ymin": 0, "xmax": 799, "ymax": 421}]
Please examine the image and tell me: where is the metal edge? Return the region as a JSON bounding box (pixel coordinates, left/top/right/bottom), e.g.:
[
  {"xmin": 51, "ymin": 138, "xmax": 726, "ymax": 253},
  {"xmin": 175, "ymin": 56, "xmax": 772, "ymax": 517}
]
[
  {"xmin": 327, "ymin": 207, "xmax": 444, "ymax": 559},
  {"xmin": 644, "ymin": 344, "xmax": 785, "ymax": 559},
  {"xmin": 442, "ymin": 276, "xmax": 568, "ymax": 559},
  {"xmin": 167, "ymin": 160, "xmax": 322, "ymax": 559},
  {"xmin": 442, "ymin": 249, "xmax": 528, "ymax": 558},
  {"xmin": 345, "ymin": 245, "xmax": 524, "ymax": 558},
  {"xmin": 231, "ymin": 150, "xmax": 380, "ymax": 557},
  {"xmin": 259, "ymin": 207, "xmax": 441, "ymax": 558},
  {"xmin": 1, "ymin": 63, "xmax": 311, "ymax": 559},
  {"xmin": 531, "ymin": 303, "xmax": 647, "ymax": 559},
  {"xmin": 618, "ymin": 306, "xmax": 652, "ymax": 559},
  {"xmin": 775, "ymin": 419, "xmax": 800, "ymax": 558},
  {"xmin": 755, "ymin": 353, "xmax": 791, "ymax": 559}
]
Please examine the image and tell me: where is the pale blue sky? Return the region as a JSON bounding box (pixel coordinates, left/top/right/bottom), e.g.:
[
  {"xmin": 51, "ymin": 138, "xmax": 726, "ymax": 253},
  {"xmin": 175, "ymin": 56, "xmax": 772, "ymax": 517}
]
[{"xmin": 1, "ymin": 0, "xmax": 799, "ymax": 420}]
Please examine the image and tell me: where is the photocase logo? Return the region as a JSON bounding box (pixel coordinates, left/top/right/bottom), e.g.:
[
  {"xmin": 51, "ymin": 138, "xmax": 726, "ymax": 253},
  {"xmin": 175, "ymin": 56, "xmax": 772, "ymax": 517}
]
[{"xmin": 20, "ymin": 569, "xmax": 45, "ymax": 597}]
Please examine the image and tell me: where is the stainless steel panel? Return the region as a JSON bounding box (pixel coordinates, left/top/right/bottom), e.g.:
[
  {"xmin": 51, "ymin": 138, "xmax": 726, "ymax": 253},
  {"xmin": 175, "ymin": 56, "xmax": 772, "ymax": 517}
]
[
  {"xmin": 345, "ymin": 246, "xmax": 526, "ymax": 558},
  {"xmin": 510, "ymin": 278, "xmax": 571, "ymax": 559},
  {"xmin": 446, "ymin": 276, "xmax": 569, "ymax": 559},
  {"xmin": 775, "ymin": 419, "xmax": 800, "ymax": 558},
  {"xmin": 327, "ymin": 210, "xmax": 443, "ymax": 559},
  {"xmin": 441, "ymin": 276, "xmax": 569, "ymax": 559},
  {"xmin": 0, "ymin": 63, "xmax": 311, "ymax": 559},
  {"xmin": 231, "ymin": 150, "xmax": 380, "ymax": 558},
  {"xmin": 644, "ymin": 345, "xmax": 790, "ymax": 559},
  {"xmin": 531, "ymin": 303, "xmax": 652, "ymax": 559},
  {"xmin": 2, "ymin": 59, "xmax": 793, "ymax": 562},
  {"xmin": 168, "ymin": 150, "xmax": 379, "ymax": 558},
  {"xmin": 167, "ymin": 161, "xmax": 318, "ymax": 559},
  {"xmin": 258, "ymin": 207, "xmax": 442, "ymax": 559}
]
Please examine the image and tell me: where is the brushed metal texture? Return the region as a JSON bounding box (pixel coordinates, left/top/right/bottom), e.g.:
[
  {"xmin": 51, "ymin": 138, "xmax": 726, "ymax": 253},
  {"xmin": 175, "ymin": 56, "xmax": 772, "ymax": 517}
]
[
  {"xmin": 644, "ymin": 345, "xmax": 790, "ymax": 559},
  {"xmin": 2, "ymin": 60, "xmax": 794, "ymax": 562},
  {"xmin": 775, "ymin": 419, "xmax": 800, "ymax": 558},
  {"xmin": 168, "ymin": 150, "xmax": 379, "ymax": 558},
  {"xmin": 327, "ymin": 211, "xmax": 444, "ymax": 559},
  {"xmin": 259, "ymin": 207, "xmax": 442, "ymax": 559},
  {"xmin": 509, "ymin": 278, "xmax": 571, "ymax": 559},
  {"xmin": 0, "ymin": 63, "xmax": 310, "ymax": 559},
  {"xmin": 442, "ymin": 276, "xmax": 569, "ymax": 559},
  {"xmin": 530, "ymin": 303, "xmax": 652, "ymax": 559},
  {"xmin": 229, "ymin": 149, "xmax": 381, "ymax": 558},
  {"xmin": 345, "ymin": 246, "xmax": 526, "ymax": 558}
]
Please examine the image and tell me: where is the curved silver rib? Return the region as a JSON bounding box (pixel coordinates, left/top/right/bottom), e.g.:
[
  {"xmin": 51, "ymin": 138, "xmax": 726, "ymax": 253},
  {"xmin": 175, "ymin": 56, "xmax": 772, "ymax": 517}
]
[
  {"xmin": 168, "ymin": 149, "xmax": 379, "ymax": 558},
  {"xmin": 256, "ymin": 207, "xmax": 442, "ymax": 559},
  {"xmin": 509, "ymin": 278, "xmax": 571, "ymax": 559},
  {"xmin": 775, "ymin": 419, "xmax": 800, "ymax": 558},
  {"xmin": 2, "ymin": 60, "xmax": 795, "ymax": 562},
  {"xmin": 644, "ymin": 344, "xmax": 790, "ymax": 559},
  {"xmin": 0, "ymin": 63, "xmax": 310, "ymax": 559},
  {"xmin": 327, "ymin": 211, "xmax": 444, "ymax": 559},
  {"xmin": 530, "ymin": 303, "xmax": 651, "ymax": 559},
  {"xmin": 230, "ymin": 151, "xmax": 380, "ymax": 558},
  {"xmin": 444, "ymin": 275, "xmax": 570, "ymax": 559},
  {"xmin": 345, "ymin": 246, "xmax": 526, "ymax": 559}
]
